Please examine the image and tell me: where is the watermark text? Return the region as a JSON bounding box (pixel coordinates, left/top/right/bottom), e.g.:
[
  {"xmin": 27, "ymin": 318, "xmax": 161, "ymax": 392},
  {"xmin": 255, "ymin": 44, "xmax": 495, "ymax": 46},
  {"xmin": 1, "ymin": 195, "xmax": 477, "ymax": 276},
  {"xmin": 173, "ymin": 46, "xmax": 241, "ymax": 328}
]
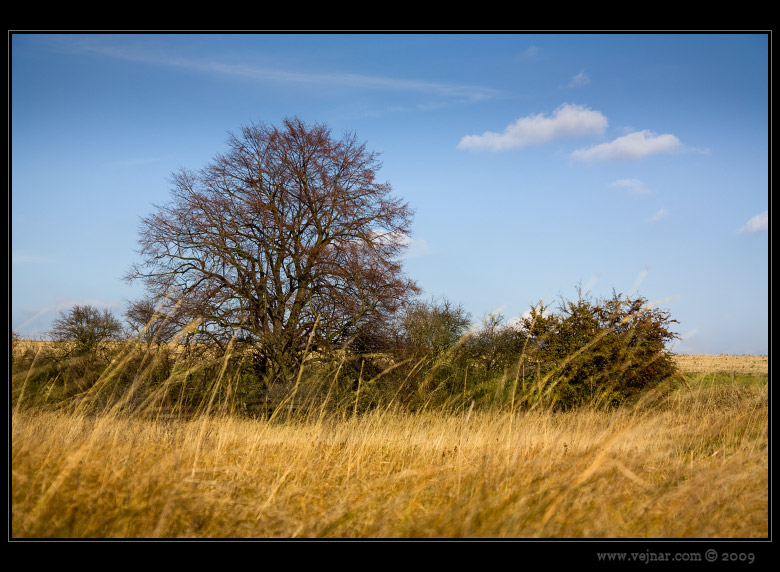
[{"xmin": 596, "ymin": 549, "xmax": 755, "ymax": 564}]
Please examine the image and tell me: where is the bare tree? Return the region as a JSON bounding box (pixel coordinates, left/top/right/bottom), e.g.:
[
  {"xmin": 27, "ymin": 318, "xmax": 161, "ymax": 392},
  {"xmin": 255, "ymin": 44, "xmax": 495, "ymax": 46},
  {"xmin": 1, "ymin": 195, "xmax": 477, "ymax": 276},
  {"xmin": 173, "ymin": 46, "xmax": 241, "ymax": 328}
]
[
  {"xmin": 50, "ymin": 304, "xmax": 124, "ymax": 356},
  {"xmin": 127, "ymin": 117, "xmax": 419, "ymax": 382}
]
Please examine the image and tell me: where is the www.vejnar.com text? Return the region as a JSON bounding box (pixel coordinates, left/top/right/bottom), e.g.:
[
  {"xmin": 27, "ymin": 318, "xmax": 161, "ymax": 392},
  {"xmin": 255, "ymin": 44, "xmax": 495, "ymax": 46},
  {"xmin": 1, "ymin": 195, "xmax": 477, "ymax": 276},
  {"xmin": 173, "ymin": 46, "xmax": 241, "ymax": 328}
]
[{"xmin": 597, "ymin": 550, "xmax": 755, "ymax": 564}]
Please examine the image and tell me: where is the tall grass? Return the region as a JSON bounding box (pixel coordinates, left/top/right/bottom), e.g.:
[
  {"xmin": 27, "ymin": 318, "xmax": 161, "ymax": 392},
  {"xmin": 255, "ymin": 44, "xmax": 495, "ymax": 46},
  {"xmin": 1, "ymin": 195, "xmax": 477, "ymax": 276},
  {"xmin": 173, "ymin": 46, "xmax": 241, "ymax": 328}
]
[{"xmin": 11, "ymin": 340, "xmax": 768, "ymax": 538}]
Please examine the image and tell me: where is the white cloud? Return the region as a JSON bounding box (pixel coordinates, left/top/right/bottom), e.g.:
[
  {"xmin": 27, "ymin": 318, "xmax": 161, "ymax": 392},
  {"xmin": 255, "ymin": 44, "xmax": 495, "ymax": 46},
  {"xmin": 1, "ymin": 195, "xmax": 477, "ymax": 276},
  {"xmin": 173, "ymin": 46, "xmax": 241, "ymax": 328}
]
[
  {"xmin": 610, "ymin": 178, "xmax": 651, "ymax": 194},
  {"xmin": 403, "ymin": 237, "xmax": 431, "ymax": 259},
  {"xmin": 738, "ymin": 210, "xmax": 768, "ymax": 233},
  {"xmin": 572, "ymin": 130, "xmax": 681, "ymax": 161},
  {"xmin": 457, "ymin": 103, "xmax": 608, "ymax": 152},
  {"xmin": 567, "ymin": 70, "xmax": 590, "ymax": 88}
]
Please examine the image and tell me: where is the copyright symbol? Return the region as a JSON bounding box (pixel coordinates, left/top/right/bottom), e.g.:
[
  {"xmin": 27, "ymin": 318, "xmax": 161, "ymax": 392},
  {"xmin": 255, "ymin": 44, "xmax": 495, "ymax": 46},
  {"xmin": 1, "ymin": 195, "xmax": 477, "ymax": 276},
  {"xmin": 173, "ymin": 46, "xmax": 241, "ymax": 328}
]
[{"xmin": 705, "ymin": 550, "xmax": 718, "ymax": 562}]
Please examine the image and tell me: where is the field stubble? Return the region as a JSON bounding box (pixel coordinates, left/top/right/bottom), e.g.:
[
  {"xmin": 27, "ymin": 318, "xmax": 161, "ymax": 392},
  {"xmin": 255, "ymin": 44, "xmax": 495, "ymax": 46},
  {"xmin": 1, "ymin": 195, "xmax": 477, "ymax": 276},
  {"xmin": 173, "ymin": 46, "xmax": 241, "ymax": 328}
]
[{"xmin": 12, "ymin": 360, "xmax": 768, "ymax": 538}]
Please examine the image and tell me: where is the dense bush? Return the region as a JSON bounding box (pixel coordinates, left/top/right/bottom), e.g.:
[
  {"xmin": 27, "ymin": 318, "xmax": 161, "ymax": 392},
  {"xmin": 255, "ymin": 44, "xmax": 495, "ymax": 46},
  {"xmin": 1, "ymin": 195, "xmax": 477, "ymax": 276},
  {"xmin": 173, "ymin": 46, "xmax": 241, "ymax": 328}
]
[{"xmin": 515, "ymin": 290, "xmax": 680, "ymax": 409}]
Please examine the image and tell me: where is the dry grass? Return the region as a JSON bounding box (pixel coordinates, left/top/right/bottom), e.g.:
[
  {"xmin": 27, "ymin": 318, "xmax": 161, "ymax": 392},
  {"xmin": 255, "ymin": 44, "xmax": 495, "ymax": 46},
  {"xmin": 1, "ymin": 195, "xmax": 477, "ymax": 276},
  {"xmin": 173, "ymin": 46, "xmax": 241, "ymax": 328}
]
[{"xmin": 11, "ymin": 374, "xmax": 767, "ymax": 539}]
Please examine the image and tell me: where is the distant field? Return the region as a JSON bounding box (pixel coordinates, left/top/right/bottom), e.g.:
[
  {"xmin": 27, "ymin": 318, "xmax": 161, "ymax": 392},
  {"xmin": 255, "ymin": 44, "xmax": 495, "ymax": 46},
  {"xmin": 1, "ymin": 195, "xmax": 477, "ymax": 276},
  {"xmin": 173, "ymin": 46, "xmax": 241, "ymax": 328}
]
[{"xmin": 672, "ymin": 354, "xmax": 768, "ymax": 376}]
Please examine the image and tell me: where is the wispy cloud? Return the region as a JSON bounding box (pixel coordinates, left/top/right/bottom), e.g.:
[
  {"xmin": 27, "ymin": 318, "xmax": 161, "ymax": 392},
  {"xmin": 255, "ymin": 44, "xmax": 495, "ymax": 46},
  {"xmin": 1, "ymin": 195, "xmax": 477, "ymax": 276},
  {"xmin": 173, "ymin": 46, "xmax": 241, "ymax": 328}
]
[
  {"xmin": 648, "ymin": 208, "xmax": 669, "ymax": 222},
  {"xmin": 458, "ymin": 103, "xmax": 608, "ymax": 152},
  {"xmin": 59, "ymin": 37, "xmax": 502, "ymax": 102},
  {"xmin": 572, "ymin": 130, "xmax": 681, "ymax": 161},
  {"xmin": 567, "ymin": 70, "xmax": 590, "ymax": 88},
  {"xmin": 108, "ymin": 156, "xmax": 167, "ymax": 168},
  {"xmin": 519, "ymin": 46, "xmax": 541, "ymax": 60},
  {"xmin": 610, "ymin": 178, "xmax": 651, "ymax": 194},
  {"xmin": 12, "ymin": 252, "xmax": 49, "ymax": 264},
  {"xmin": 738, "ymin": 210, "xmax": 768, "ymax": 233}
]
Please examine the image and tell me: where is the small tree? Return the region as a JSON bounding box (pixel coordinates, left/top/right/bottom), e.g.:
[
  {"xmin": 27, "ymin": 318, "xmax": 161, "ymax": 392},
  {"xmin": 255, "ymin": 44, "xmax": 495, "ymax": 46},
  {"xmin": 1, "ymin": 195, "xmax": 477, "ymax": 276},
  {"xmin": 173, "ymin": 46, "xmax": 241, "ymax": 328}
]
[{"xmin": 49, "ymin": 304, "xmax": 124, "ymax": 356}]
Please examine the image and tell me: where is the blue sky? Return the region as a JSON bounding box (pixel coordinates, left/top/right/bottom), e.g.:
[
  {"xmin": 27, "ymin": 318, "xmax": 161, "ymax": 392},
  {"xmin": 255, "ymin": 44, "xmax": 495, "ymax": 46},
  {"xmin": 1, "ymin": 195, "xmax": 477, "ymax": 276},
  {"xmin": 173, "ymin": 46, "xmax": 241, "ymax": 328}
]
[{"xmin": 11, "ymin": 33, "xmax": 769, "ymax": 355}]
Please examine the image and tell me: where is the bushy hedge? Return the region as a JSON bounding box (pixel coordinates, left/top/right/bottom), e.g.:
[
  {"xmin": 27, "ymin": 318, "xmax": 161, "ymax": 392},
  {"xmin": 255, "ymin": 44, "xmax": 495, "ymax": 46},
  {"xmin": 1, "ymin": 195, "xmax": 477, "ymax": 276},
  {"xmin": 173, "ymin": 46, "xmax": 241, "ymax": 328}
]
[{"xmin": 12, "ymin": 292, "xmax": 681, "ymax": 416}]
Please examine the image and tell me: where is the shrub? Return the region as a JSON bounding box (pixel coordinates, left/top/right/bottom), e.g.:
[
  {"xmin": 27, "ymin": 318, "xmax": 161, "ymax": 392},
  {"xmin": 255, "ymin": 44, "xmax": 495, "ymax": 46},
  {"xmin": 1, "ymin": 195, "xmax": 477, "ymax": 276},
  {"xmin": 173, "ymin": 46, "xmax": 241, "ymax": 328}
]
[{"xmin": 517, "ymin": 289, "xmax": 680, "ymax": 409}]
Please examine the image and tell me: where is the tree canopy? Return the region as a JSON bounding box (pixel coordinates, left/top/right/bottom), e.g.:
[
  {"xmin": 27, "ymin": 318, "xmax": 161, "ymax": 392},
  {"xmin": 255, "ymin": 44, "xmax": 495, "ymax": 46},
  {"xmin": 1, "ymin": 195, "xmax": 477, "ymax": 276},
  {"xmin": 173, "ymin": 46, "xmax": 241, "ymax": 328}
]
[{"xmin": 127, "ymin": 117, "xmax": 419, "ymax": 381}]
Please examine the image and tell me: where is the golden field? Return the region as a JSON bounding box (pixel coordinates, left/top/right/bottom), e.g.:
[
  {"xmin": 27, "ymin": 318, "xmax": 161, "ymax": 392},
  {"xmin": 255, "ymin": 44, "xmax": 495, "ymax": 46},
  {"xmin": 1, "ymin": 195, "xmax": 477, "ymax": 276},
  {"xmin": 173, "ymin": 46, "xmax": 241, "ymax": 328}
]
[
  {"xmin": 672, "ymin": 354, "xmax": 768, "ymax": 376},
  {"xmin": 11, "ymin": 364, "xmax": 768, "ymax": 538}
]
